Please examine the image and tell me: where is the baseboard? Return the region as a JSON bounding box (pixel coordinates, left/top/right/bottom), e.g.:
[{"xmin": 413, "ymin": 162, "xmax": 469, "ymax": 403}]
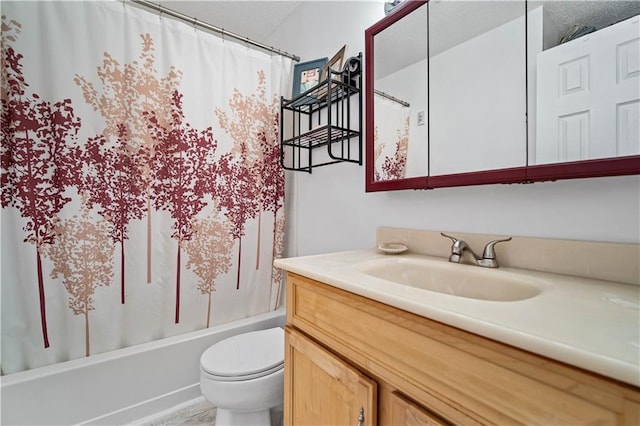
[{"xmin": 81, "ymin": 384, "xmax": 202, "ymax": 425}]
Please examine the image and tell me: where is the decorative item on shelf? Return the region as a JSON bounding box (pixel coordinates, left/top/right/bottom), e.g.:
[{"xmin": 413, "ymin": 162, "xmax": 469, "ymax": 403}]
[
  {"xmin": 342, "ymin": 56, "xmax": 361, "ymax": 88},
  {"xmin": 292, "ymin": 57, "xmax": 328, "ymax": 100},
  {"xmin": 316, "ymin": 44, "xmax": 347, "ymax": 100},
  {"xmin": 321, "ymin": 44, "xmax": 347, "ymax": 82}
]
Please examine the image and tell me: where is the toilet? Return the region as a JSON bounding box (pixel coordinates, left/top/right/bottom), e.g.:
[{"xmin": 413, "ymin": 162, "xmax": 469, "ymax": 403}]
[{"xmin": 200, "ymin": 327, "xmax": 284, "ymax": 426}]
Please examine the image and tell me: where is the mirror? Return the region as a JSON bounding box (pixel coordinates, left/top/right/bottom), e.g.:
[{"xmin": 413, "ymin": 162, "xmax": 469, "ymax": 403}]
[
  {"xmin": 366, "ymin": 1, "xmax": 429, "ymax": 191},
  {"xmin": 429, "ymin": 0, "xmax": 527, "ymax": 178},
  {"xmin": 365, "ymin": 0, "xmax": 640, "ymax": 192},
  {"xmin": 373, "ymin": 2, "xmax": 428, "ymax": 181}
]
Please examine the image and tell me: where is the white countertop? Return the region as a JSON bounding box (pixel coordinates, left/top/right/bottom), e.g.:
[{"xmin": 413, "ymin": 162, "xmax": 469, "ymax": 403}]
[{"xmin": 274, "ymin": 249, "xmax": 640, "ymax": 387}]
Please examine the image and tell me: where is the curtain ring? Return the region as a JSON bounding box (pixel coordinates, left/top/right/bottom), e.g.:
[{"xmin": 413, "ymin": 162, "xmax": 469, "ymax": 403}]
[
  {"xmin": 159, "ymin": 9, "xmax": 163, "ymax": 21},
  {"xmin": 193, "ymin": 18, "xmax": 198, "ymax": 32}
]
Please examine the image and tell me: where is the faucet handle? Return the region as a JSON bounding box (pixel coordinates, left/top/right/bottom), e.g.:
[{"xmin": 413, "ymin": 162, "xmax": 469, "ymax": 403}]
[
  {"xmin": 482, "ymin": 237, "xmax": 512, "ymax": 259},
  {"xmin": 440, "ymin": 232, "xmax": 459, "ymax": 244},
  {"xmin": 441, "ymin": 232, "xmax": 466, "ymax": 262}
]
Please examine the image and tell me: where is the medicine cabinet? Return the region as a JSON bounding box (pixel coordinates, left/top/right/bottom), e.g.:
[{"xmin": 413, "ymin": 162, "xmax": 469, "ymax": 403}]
[{"xmin": 365, "ymin": 1, "xmax": 640, "ymax": 191}]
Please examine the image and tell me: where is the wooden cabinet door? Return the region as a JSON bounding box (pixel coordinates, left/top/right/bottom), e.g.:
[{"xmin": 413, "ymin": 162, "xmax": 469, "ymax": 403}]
[
  {"xmin": 388, "ymin": 392, "xmax": 450, "ymax": 426},
  {"xmin": 284, "ymin": 327, "xmax": 377, "ymax": 426}
]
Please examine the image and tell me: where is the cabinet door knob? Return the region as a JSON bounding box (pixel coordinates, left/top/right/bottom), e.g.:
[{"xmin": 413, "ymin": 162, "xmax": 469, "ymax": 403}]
[{"xmin": 356, "ymin": 406, "xmax": 365, "ymax": 426}]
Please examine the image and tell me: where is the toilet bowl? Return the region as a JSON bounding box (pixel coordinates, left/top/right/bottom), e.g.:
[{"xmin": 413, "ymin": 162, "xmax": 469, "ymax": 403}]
[{"xmin": 200, "ymin": 327, "xmax": 284, "ymax": 426}]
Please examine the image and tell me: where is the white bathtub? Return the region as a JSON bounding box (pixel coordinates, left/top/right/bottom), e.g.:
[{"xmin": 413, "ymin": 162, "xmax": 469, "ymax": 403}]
[{"xmin": 1, "ymin": 308, "xmax": 286, "ymax": 425}]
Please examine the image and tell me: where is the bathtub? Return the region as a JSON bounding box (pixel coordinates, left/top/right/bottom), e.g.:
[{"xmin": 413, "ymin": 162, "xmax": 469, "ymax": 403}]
[{"xmin": 1, "ymin": 308, "xmax": 286, "ymax": 425}]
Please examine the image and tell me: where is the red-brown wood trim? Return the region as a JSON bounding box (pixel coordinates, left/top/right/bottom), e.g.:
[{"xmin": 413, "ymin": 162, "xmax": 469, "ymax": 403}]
[
  {"xmin": 365, "ymin": 1, "xmax": 428, "ymax": 37},
  {"xmin": 428, "ymin": 167, "xmax": 527, "ymax": 188},
  {"xmin": 367, "ymin": 176, "xmax": 430, "ymax": 192},
  {"xmin": 526, "ymin": 156, "xmax": 640, "ymax": 182}
]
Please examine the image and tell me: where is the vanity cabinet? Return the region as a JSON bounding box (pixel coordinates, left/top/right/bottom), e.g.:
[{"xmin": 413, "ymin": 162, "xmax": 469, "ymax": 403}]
[
  {"xmin": 284, "ymin": 272, "xmax": 640, "ymax": 425},
  {"xmin": 285, "ymin": 328, "xmax": 376, "ymax": 425},
  {"xmin": 387, "ymin": 392, "xmax": 449, "ymax": 426}
]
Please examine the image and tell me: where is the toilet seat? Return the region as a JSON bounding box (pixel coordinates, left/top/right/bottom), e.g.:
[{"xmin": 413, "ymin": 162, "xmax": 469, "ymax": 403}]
[{"xmin": 200, "ymin": 327, "xmax": 284, "ymax": 382}]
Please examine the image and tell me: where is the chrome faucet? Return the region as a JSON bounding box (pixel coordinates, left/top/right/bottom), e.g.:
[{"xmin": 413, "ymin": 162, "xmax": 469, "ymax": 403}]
[{"xmin": 441, "ymin": 232, "xmax": 512, "ymax": 268}]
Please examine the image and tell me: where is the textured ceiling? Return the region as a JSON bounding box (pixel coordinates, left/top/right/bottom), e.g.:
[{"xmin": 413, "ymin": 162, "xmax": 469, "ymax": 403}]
[{"xmin": 531, "ymin": 0, "xmax": 640, "ymax": 32}]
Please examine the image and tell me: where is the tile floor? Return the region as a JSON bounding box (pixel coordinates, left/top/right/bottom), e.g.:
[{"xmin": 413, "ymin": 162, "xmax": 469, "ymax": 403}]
[
  {"xmin": 135, "ymin": 397, "xmax": 283, "ymax": 426},
  {"xmin": 137, "ymin": 398, "xmax": 216, "ymax": 426}
]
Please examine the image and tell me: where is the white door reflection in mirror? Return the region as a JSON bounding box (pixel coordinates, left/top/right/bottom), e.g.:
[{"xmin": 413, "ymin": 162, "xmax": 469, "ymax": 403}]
[{"xmin": 534, "ymin": 13, "xmax": 640, "ymax": 164}]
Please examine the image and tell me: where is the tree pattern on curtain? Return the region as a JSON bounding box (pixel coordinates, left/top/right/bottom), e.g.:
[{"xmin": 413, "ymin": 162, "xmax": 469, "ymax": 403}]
[
  {"xmin": 80, "ymin": 130, "xmax": 146, "ymax": 305},
  {"xmin": 374, "ymin": 116, "xmax": 410, "ymax": 181},
  {"xmin": 1, "ymin": 4, "xmax": 288, "ymax": 374},
  {"xmin": 215, "ymin": 71, "xmax": 283, "ymax": 276},
  {"xmin": 148, "ymin": 90, "xmax": 217, "ymax": 324},
  {"xmin": 1, "ymin": 17, "xmax": 83, "ymax": 348},
  {"xmin": 183, "ymin": 212, "xmax": 234, "ymax": 328},
  {"xmin": 213, "ymin": 152, "xmax": 259, "ymax": 290},
  {"xmin": 74, "ymin": 34, "xmax": 181, "ymax": 298},
  {"xmin": 45, "ymin": 195, "xmax": 114, "ymax": 357},
  {"xmin": 271, "ymin": 214, "xmax": 286, "ymax": 308}
]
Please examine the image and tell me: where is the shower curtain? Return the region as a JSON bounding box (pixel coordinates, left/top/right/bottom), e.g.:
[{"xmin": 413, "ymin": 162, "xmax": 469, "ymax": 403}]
[
  {"xmin": 373, "ymin": 94, "xmax": 410, "ymax": 181},
  {"xmin": 1, "ymin": 1, "xmax": 292, "ymax": 374}
]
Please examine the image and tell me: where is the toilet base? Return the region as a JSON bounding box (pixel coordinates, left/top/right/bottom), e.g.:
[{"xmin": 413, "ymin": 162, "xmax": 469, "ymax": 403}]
[{"xmin": 215, "ymin": 407, "xmax": 271, "ymax": 426}]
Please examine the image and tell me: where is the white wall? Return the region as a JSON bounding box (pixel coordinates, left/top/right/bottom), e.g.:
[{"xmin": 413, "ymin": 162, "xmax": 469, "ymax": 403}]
[{"xmin": 267, "ymin": 1, "xmax": 640, "ymax": 257}]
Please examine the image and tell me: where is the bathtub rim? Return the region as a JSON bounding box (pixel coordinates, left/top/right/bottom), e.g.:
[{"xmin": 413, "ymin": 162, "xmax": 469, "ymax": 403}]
[{"xmin": 1, "ymin": 308, "xmax": 286, "ymax": 426}]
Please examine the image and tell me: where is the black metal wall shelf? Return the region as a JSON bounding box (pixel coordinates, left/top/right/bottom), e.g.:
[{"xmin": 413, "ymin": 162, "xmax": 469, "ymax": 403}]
[{"xmin": 280, "ymin": 53, "xmax": 362, "ymax": 173}]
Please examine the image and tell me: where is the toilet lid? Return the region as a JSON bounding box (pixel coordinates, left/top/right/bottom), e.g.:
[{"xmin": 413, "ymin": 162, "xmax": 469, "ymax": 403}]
[{"xmin": 200, "ymin": 327, "xmax": 284, "ymax": 381}]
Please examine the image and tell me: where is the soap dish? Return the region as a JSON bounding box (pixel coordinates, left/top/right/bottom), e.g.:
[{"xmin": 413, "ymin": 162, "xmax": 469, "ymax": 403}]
[{"xmin": 377, "ymin": 243, "xmax": 408, "ymax": 255}]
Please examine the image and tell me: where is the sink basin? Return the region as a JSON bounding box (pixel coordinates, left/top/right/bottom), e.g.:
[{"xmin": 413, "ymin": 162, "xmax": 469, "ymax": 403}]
[{"xmin": 354, "ymin": 257, "xmax": 544, "ymax": 301}]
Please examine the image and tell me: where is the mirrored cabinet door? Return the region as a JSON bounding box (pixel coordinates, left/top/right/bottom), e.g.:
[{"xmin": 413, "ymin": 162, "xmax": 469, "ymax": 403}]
[
  {"xmin": 527, "ymin": 1, "xmax": 640, "ymax": 166},
  {"xmin": 428, "ymin": 0, "xmax": 527, "ymax": 178},
  {"xmin": 368, "ymin": 1, "xmax": 429, "ymax": 188}
]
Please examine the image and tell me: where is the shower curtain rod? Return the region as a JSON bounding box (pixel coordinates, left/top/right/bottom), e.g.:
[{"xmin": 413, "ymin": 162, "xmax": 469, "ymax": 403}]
[
  {"xmin": 374, "ymin": 89, "xmax": 410, "ymax": 107},
  {"xmin": 128, "ymin": 0, "xmax": 301, "ymax": 62}
]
